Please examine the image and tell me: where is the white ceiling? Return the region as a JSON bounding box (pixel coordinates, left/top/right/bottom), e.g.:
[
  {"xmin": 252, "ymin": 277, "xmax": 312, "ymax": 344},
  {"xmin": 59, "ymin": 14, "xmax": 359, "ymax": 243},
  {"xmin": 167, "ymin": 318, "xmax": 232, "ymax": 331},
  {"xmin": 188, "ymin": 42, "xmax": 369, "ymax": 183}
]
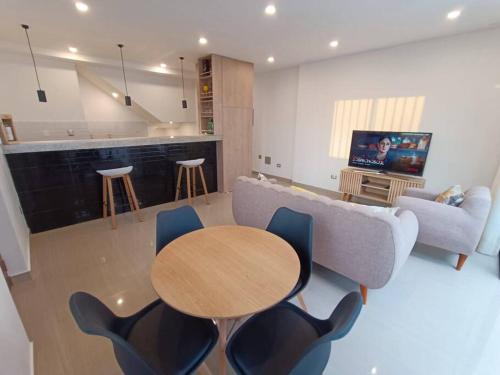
[{"xmin": 1, "ymin": 0, "xmax": 500, "ymax": 72}]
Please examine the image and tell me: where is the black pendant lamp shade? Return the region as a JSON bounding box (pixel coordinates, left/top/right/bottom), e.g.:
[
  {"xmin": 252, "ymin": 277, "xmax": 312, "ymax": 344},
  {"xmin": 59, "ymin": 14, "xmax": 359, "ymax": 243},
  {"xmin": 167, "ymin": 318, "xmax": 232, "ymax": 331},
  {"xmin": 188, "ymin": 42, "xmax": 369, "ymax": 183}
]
[
  {"xmin": 118, "ymin": 44, "xmax": 132, "ymax": 106},
  {"xmin": 21, "ymin": 24, "xmax": 47, "ymax": 103},
  {"xmin": 180, "ymin": 57, "xmax": 187, "ymax": 109}
]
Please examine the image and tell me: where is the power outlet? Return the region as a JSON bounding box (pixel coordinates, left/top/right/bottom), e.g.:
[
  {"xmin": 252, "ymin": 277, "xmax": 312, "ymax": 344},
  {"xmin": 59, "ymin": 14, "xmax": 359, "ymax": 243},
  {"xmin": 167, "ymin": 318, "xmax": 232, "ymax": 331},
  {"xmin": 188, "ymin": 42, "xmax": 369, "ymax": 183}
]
[
  {"xmin": 258, "ymin": 154, "xmax": 262, "ymax": 159},
  {"xmin": 264, "ymin": 156, "xmax": 271, "ymax": 165},
  {"xmin": 276, "ymin": 163, "xmax": 282, "ymax": 168},
  {"xmin": 330, "ymin": 174, "xmax": 337, "ymax": 180}
]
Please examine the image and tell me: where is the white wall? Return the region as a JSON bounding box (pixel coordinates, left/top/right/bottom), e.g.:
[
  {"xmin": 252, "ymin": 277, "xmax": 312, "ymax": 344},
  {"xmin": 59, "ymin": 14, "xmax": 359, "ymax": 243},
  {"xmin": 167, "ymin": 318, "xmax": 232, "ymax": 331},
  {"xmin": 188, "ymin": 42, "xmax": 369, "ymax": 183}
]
[
  {"xmin": 253, "ymin": 67, "xmax": 299, "ymax": 179},
  {"xmin": 0, "ymin": 274, "xmax": 31, "ymax": 375},
  {"xmin": 292, "ymin": 28, "xmax": 500, "ymax": 191},
  {"xmin": 254, "ymin": 28, "xmax": 500, "ymax": 191},
  {"xmin": 0, "ymin": 147, "xmax": 30, "ymax": 275},
  {"xmin": 0, "ymin": 50, "xmax": 197, "ymax": 140}
]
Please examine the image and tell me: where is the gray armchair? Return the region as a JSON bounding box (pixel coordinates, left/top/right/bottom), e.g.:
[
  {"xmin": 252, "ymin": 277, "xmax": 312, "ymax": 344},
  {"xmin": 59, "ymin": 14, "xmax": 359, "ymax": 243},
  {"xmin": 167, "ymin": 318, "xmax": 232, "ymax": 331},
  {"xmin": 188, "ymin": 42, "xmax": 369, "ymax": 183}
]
[{"xmin": 394, "ymin": 186, "xmax": 491, "ymax": 270}]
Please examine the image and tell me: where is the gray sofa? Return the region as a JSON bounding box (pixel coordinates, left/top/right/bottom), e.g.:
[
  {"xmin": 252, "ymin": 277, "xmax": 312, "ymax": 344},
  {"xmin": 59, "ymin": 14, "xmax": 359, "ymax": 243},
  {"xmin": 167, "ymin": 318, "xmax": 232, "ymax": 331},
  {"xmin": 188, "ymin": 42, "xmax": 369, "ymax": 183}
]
[
  {"xmin": 395, "ymin": 186, "xmax": 491, "ymax": 270},
  {"xmin": 232, "ymin": 177, "xmax": 419, "ymax": 304}
]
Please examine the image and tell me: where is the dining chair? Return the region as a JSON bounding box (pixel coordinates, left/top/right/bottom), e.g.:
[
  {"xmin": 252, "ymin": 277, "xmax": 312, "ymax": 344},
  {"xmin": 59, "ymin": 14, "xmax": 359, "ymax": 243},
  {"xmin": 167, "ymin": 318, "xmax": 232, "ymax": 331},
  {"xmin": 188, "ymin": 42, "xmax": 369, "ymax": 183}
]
[
  {"xmin": 225, "ymin": 291, "xmax": 363, "ymax": 375},
  {"xmin": 156, "ymin": 205, "xmax": 204, "ymax": 254},
  {"xmin": 266, "ymin": 206, "xmax": 313, "ymax": 310},
  {"xmin": 69, "ymin": 292, "xmax": 218, "ymax": 375}
]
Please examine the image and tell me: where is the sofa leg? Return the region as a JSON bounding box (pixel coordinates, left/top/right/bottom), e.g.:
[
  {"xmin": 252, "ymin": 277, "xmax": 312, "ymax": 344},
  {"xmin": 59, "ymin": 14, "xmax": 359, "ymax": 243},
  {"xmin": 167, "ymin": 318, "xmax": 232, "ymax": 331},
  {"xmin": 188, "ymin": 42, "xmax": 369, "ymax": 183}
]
[
  {"xmin": 360, "ymin": 284, "xmax": 367, "ymax": 305},
  {"xmin": 456, "ymin": 254, "xmax": 468, "ymax": 271}
]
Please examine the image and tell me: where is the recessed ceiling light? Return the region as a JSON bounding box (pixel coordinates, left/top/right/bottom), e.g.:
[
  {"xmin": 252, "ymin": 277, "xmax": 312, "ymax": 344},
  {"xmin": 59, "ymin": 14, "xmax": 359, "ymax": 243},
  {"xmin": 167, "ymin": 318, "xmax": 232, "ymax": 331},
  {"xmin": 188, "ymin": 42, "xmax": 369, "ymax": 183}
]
[
  {"xmin": 116, "ymin": 298, "xmax": 123, "ymax": 305},
  {"xmin": 68, "ymin": 46, "xmax": 78, "ymax": 53},
  {"xmin": 75, "ymin": 2, "xmax": 89, "ymax": 13},
  {"xmin": 169, "ymin": 120, "xmax": 174, "ymax": 124},
  {"xmin": 265, "ymin": 4, "xmax": 276, "ymax": 15},
  {"xmin": 112, "ymin": 92, "xmax": 119, "ymax": 98},
  {"xmin": 329, "ymin": 40, "xmax": 339, "ymax": 48},
  {"xmin": 199, "ymin": 37, "xmax": 208, "ymax": 45},
  {"xmin": 267, "ymin": 56, "xmax": 275, "ymax": 63},
  {"xmin": 160, "ymin": 63, "xmax": 167, "ymax": 68},
  {"xmin": 447, "ymin": 9, "xmax": 462, "ymax": 20}
]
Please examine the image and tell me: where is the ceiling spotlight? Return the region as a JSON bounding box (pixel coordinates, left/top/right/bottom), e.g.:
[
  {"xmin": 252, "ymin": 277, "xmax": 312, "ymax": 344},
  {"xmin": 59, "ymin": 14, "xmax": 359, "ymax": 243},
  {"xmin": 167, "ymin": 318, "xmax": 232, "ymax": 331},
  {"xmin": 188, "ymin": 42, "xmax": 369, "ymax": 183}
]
[
  {"xmin": 329, "ymin": 40, "xmax": 339, "ymax": 48},
  {"xmin": 169, "ymin": 120, "xmax": 174, "ymax": 124},
  {"xmin": 267, "ymin": 56, "xmax": 275, "ymax": 63},
  {"xmin": 116, "ymin": 298, "xmax": 123, "ymax": 305},
  {"xmin": 447, "ymin": 9, "xmax": 462, "ymax": 20},
  {"xmin": 160, "ymin": 63, "xmax": 167, "ymax": 68},
  {"xmin": 112, "ymin": 92, "xmax": 119, "ymax": 98},
  {"xmin": 265, "ymin": 4, "xmax": 276, "ymax": 15},
  {"xmin": 199, "ymin": 37, "xmax": 208, "ymax": 45},
  {"xmin": 68, "ymin": 46, "xmax": 78, "ymax": 53},
  {"xmin": 75, "ymin": 2, "xmax": 89, "ymax": 13}
]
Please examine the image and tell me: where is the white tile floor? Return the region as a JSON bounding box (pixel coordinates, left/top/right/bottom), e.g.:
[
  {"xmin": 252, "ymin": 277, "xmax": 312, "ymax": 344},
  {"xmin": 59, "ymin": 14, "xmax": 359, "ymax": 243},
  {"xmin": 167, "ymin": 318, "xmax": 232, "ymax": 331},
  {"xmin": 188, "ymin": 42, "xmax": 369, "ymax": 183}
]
[{"xmin": 11, "ymin": 191, "xmax": 500, "ymax": 375}]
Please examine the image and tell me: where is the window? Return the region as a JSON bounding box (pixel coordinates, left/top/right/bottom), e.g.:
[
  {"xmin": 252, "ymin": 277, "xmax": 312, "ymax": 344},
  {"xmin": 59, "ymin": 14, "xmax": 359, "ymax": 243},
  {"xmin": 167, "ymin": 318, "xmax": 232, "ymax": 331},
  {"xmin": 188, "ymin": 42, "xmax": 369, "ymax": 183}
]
[{"xmin": 329, "ymin": 96, "xmax": 425, "ymax": 159}]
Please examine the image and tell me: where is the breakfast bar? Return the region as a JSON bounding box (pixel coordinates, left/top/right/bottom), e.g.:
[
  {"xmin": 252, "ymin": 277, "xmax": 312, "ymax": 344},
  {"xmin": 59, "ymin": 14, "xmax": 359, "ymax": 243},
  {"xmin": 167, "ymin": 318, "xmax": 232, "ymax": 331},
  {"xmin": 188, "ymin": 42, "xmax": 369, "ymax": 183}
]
[{"xmin": 2, "ymin": 135, "xmax": 221, "ymax": 233}]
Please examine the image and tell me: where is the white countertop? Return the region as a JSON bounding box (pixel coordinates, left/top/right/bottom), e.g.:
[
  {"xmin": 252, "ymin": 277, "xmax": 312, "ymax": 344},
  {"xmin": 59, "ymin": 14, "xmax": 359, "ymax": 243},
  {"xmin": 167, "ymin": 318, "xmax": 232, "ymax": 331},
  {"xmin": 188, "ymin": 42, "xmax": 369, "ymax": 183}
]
[{"xmin": 1, "ymin": 135, "xmax": 222, "ymax": 154}]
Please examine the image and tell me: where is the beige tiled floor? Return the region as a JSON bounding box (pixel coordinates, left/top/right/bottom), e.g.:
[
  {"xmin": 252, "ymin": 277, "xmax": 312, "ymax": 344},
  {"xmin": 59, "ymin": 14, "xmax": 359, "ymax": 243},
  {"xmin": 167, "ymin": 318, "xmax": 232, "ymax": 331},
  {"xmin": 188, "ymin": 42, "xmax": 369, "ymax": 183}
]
[{"xmin": 11, "ymin": 192, "xmax": 234, "ymax": 375}]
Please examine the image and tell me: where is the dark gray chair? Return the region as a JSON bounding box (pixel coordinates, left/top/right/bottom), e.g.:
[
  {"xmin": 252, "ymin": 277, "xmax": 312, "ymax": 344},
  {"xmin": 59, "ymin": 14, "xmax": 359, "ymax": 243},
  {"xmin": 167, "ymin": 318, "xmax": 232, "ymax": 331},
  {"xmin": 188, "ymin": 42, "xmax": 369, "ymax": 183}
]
[
  {"xmin": 266, "ymin": 207, "xmax": 313, "ymax": 310},
  {"xmin": 156, "ymin": 205, "xmax": 203, "ymax": 254},
  {"xmin": 226, "ymin": 291, "xmax": 363, "ymax": 375},
  {"xmin": 69, "ymin": 292, "xmax": 218, "ymax": 375}
]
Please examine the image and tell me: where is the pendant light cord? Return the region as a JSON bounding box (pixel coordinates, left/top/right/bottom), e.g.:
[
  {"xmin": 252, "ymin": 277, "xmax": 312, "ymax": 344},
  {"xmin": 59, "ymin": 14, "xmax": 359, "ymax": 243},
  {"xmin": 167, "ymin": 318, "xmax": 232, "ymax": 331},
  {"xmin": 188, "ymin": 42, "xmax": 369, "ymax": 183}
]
[
  {"xmin": 118, "ymin": 44, "xmax": 129, "ymax": 96},
  {"xmin": 22, "ymin": 25, "xmax": 41, "ymax": 90},
  {"xmin": 180, "ymin": 57, "xmax": 186, "ymax": 98}
]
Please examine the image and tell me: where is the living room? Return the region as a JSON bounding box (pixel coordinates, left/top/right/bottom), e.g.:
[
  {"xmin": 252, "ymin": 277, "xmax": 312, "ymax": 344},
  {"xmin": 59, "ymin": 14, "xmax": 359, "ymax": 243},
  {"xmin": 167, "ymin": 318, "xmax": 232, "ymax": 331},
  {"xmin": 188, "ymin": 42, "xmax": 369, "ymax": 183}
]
[{"xmin": 1, "ymin": 1, "xmax": 499, "ymax": 375}]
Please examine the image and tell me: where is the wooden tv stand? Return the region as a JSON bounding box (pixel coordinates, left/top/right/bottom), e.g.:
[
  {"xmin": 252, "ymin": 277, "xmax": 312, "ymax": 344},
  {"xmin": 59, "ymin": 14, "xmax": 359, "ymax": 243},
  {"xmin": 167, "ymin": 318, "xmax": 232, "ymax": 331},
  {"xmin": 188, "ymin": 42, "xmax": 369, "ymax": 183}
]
[{"xmin": 339, "ymin": 168, "xmax": 425, "ymax": 205}]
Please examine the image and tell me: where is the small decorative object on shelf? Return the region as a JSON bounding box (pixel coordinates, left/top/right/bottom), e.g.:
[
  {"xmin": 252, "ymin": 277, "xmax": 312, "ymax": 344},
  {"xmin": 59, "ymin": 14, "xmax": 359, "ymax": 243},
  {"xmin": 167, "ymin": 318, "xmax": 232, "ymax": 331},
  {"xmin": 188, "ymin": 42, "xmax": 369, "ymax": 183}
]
[
  {"xmin": 0, "ymin": 114, "xmax": 19, "ymax": 144},
  {"xmin": 207, "ymin": 118, "xmax": 214, "ymax": 134}
]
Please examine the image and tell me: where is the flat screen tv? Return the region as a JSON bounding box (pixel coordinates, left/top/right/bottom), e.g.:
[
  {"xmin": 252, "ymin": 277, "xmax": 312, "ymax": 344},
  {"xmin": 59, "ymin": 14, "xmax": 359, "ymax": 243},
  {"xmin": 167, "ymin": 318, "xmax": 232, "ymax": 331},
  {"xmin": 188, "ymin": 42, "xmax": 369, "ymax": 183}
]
[{"xmin": 348, "ymin": 131, "xmax": 432, "ymax": 176}]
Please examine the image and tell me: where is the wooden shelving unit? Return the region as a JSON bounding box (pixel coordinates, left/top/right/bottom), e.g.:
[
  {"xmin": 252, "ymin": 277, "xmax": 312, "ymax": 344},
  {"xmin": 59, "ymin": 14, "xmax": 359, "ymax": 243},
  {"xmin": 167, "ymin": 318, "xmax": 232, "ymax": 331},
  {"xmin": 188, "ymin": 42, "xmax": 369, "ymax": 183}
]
[
  {"xmin": 339, "ymin": 167, "xmax": 425, "ymax": 205},
  {"xmin": 196, "ymin": 54, "xmax": 254, "ymax": 192},
  {"xmin": 0, "ymin": 114, "xmax": 19, "ymax": 144}
]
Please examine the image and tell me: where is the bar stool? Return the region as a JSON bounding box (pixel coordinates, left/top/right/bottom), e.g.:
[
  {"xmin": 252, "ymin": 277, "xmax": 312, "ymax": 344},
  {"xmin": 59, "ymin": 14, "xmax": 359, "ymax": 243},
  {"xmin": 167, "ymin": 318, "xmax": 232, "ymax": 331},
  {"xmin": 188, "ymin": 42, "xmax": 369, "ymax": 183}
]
[
  {"xmin": 174, "ymin": 158, "xmax": 209, "ymax": 205},
  {"xmin": 97, "ymin": 166, "xmax": 142, "ymax": 229}
]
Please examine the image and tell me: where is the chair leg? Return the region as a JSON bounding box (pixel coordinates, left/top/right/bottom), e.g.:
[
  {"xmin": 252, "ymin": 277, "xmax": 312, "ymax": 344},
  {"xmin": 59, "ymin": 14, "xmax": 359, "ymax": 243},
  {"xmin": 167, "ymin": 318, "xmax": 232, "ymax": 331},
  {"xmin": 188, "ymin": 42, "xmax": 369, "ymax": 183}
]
[
  {"xmin": 456, "ymin": 254, "xmax": 468, "ymax": 271},
  {"xmin": 186, "ymin": 166, "xmax": 192, "ymax": 205},
  {"xmin": 102, "ymin": 176, "xmax": 108, "ymax": 218},
  {"xmin": 297, "ymin": 293, "xmax": 308, "ymax": 312},
  {"xmin": 198, "ymin": 362, "xmax": 213, "ymax": 375},
  {"xmin": 192, "ymin": 167, "xmax": 197, "ymax": 198},
  {"xmin": 360, "ymin": 284, "xmax": 367, "ymax": 305},
  {"xmin": 175, "ymin": 166, "xmax": 184, "ymax": 202},
  {"xmin": 125, "ymin": 175, "xmax": 142, "ymax": 221},
  {"xmin": 123, "ymin": 175, "xmax": 135, "ymax": 212},
  {"xmin": 106, "ymin": 177, "xmax": 117, "ymax": 229},
  {"xmin": 198, "ymin": 165, "xmax": 209, "ymax": 205}
]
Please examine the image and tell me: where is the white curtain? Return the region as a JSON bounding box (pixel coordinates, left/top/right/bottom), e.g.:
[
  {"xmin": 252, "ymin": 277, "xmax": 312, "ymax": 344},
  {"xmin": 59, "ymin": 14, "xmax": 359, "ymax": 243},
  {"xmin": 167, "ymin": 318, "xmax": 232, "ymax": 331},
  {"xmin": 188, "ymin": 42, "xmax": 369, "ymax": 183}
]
[{"xmin": 477, "ymin": 164, "xmax": 500, "ymax": 256}]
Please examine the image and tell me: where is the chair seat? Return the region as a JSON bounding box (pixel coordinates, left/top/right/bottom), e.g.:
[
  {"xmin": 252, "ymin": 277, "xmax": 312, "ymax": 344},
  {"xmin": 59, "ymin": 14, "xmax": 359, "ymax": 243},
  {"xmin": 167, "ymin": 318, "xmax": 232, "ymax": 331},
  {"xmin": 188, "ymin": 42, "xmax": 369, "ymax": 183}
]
[
  {"xmin": 97, "ymin": 166, "xmax": 133, "ymax": 177},
  {"xmin": 176, "ymin": 158, "xmax": 205, "ymax": 167},
  {"xmin": 227, "ymin": 303, "xmax": 324, "ymax": 375},
  {"xmin": 126, "ymin": 302, "xmax": 218, "ymax": 374}
]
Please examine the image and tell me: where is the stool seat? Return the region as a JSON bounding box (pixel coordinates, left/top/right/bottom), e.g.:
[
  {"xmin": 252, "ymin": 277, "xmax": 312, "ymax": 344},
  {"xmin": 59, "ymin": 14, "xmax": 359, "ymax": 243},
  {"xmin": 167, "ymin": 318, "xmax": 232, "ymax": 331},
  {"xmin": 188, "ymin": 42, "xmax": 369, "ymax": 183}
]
[
  {"xmin": 176, "ymin": 158, "xmax": 205, "ymax": 167},
  {"xmin": 97, "ymin": 166, "xmax": 133, "ymax": 177}
]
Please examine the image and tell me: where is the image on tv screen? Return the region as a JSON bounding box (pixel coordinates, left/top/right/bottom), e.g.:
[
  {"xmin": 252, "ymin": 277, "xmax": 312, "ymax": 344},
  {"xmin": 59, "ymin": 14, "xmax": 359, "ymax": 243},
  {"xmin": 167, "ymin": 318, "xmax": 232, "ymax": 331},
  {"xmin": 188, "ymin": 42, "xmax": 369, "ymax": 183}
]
[{"xmin": 348, "ymin": 131, "xmax": 432, "ymax": 176}]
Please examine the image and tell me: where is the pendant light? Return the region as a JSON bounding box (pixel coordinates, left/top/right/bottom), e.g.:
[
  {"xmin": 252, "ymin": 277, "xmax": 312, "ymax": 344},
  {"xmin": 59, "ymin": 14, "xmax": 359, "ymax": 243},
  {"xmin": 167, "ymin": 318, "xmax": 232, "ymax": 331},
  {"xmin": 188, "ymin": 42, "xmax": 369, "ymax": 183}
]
[
  {"xmin": 179, "ymin": 57, "xmax": 187, "ymax": 109},
  {"xmin": 117, "ymin": 44, "xmax": 132, "ymax": 106},
  {"xmin": 21, "ymin": 24, "xmax": 47, "ymax": 103}
]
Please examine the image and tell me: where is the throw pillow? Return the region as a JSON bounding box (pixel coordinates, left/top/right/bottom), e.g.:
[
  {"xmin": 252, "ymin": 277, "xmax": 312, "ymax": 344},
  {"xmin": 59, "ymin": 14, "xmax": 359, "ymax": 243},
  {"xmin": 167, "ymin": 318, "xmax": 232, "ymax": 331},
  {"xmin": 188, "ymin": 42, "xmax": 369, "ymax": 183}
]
[
  {"xmin": 435, "ymin": 185, "xmax": 465, "ymax": 206},
  {"xmin": 349, "ymin": 203, "xmax": 399, "ymax": 215}
]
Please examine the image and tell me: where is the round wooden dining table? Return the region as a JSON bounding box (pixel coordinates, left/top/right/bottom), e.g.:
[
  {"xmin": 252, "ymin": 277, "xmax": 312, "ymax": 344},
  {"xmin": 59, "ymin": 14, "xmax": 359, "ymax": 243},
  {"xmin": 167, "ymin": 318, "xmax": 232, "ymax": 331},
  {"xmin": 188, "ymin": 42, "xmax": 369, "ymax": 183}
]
[{"xmin": 151, "ymin": 225, "xmax": 300, "ymax": 375}]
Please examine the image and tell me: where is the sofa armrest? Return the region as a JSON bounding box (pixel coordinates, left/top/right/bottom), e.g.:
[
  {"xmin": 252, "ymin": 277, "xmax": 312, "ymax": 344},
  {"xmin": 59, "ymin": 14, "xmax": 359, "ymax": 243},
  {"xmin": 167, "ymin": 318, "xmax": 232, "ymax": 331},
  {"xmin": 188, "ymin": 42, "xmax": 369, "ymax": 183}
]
[
  {"xmin": 390, "ymin": 209, "xmax": 418, "ymax": 279},
  {"xmin": 402, "ymin": 187, "xmax": 441, "ymax": 201},
  {"xmin": 395, "ymin": 195, "xmax": 466, "ymax": 223}
]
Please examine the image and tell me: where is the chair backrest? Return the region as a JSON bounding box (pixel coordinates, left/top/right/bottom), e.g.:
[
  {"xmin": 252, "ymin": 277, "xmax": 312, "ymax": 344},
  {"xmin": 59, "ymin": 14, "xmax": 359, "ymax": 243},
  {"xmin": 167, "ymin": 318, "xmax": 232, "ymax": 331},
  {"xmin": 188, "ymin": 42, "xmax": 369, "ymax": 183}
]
[
  {"xmin": 156, "ymin": 205, "xmax": 204, "ymax": 254},
  {"xmin": 69, "ymin": 292, "xmax": 157, "ymax": 375},
  {"xmin": 266, "ymin": 207, "xmax": 313, "ymax": 291},
  {"xmin": 290, "ymin": 291, "xmax": 363, "ymax": 374}
]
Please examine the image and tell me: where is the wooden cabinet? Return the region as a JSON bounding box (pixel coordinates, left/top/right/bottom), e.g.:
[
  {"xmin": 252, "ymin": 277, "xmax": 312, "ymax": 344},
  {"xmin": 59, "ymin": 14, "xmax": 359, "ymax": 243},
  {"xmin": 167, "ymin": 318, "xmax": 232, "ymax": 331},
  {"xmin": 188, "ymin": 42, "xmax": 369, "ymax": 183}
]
[
  {"xmin": 339, "ymin": 168, "xmax": 425, "ymax": 205},
  {"xmin": 197, "ymin": 55, "xmax": 253, "ymax": 192}
]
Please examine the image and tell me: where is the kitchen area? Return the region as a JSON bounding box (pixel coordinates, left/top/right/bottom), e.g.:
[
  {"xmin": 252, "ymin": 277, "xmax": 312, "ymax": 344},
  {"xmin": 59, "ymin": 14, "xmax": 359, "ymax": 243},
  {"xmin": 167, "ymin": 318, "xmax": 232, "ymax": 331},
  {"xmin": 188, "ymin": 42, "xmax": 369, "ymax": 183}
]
[{"xmin": 0, "ymin": 53, "xmax": 253, "ymax": 233}]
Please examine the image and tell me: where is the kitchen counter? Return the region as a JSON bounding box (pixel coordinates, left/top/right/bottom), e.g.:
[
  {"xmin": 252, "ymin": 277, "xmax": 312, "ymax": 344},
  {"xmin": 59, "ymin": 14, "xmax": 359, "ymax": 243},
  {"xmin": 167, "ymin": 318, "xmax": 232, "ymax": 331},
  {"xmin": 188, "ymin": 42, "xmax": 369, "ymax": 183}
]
[
  {"xmin": 5, "ymin": 138, "xmax": 219, "ymax": 232},
  {"xmin": 1, "ymin": 134, "xmax": 222, "ymax": 154}
]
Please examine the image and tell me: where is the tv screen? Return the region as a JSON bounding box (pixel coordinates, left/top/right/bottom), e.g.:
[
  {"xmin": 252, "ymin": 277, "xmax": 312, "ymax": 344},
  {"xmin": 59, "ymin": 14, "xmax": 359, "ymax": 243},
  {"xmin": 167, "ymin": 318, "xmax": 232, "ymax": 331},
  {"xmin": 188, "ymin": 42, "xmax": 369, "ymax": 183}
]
[{"xmin": 348, "ymin": 131, "xmax": 432, "ymax": 176}]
